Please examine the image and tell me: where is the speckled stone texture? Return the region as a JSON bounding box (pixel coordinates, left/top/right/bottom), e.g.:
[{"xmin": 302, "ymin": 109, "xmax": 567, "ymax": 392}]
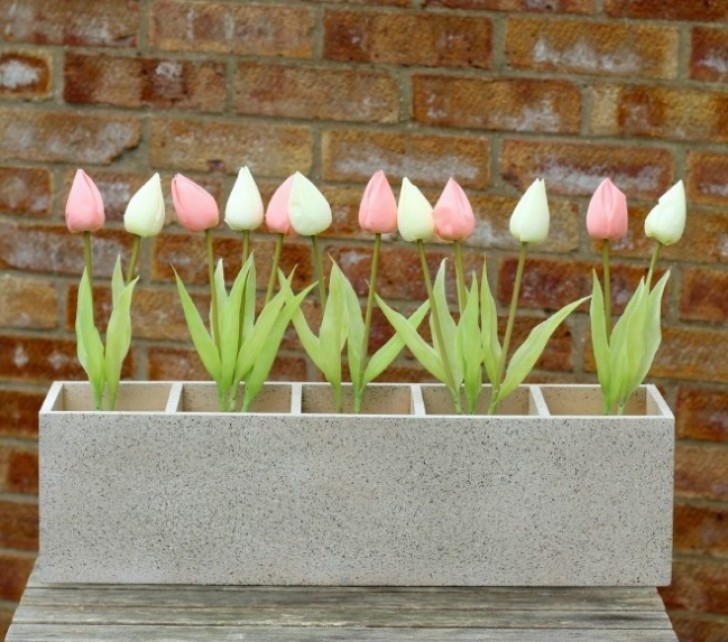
[{"xmin": 38, "ymin": 382, "xmax": 674, "ymax": 586}]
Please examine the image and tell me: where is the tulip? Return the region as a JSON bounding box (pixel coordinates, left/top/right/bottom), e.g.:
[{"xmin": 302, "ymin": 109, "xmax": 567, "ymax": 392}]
[
  {"xmin": 225, "ymin": 167, "xmax": 264, "ymax": 232},
  {"xmin": 644, "ymin": 180, "xmax": 686, "ymax": 246},
  {"xmin": 509, "ymin": 178, "xmax": 550, "ymax": 244},
  {"xmin": 124, "ymin": 173, "xmax": 165, "ymax": 238},
  {"xmin": 65, "ymin": 169, "xmax": 105, "ymax": 234},
  {"xmin": 432, "ymin": 178, "xmax": 475, "ymax": 242},
  {"xmin": 359, "ymin": 171, "xmax": 397, "ymax": 234},
  {"xmin": 586, "ymin": 178, "xmax": 628, "ymax": 241},
  {"xmin": 265, "ymin": 175, "xmax": 295, "ymax": 235},
  {"xmin": 288, "ymin": 172, "xmax": 332, "ymax": 237},
  {"xmin": 171, "ymin": 174, "xmax": 219, "ymax": 232},
  {"xmin": 397, "ymin": 178, "xmax": 434, "ymax": 243}
]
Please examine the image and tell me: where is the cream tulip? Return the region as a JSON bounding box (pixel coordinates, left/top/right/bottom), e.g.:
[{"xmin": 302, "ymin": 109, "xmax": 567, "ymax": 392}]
[
  {"xmin": 224, "ymin": 167, "xmax": 264, "ymax": 232},
  {"xmin": 123, "ymin": 173, "xmax": 165, "ymax": 238},
  {"xmin": 509, "ymin": 178, "xmax": 550, "ymax": 244},
  {"xmin": 644, "ymin": 180, "xmax": 686, "ymax": 246},
  {"xmin": 397, "ymin": 178, "xmax": 434, "ymax": 242},
  {"xmin": 288, "ymin": 172, "xmax": 332, "ymax": 236}
]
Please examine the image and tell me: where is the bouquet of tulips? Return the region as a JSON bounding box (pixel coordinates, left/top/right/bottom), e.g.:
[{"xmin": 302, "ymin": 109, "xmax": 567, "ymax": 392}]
[{"xmin": 65, "ymin": 166, "xmax": 685, "ymax": 415}]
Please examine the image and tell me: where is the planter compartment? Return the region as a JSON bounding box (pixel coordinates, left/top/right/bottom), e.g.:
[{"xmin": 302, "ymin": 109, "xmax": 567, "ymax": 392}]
[{"xmin": 38, "ymin": 382, "xmax": 673, "ymax": 586}]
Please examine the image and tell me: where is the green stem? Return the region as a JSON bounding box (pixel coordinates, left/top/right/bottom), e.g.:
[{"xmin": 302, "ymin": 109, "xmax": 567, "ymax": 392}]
[
  {"xmin": 417, "ymin": 240, "xmax": 461, "ymax": 414},
  {"xmin": 489, "ymin": 242, "xmax": 528, "ymax": 415},
  {"xmin": 83, "ymin": 231, "xmax": 94, "ymax": 295},
  {"xmin": 602, "ymin": 240, "xmax": 611, "ymax": 332},
  {"xmin": 354, "ymin": 233, "xmax": 381, "ymax": 414},
  {"xmin": 125, "ymin": 235, "xmax": 141, "ymax": 285},
  {"xmin": 242, "ymin": 230, "xmax": 250, "ymax": 267},
  {"xmin": 311, "ymin": 235, "xmax": 327, "ymax": 310},
  {"xmin": 454, "ymin": 241, "xmax": 467, "ymax": 314},
  {"xmin": 265, "ymin": 234, "xmax": 284, "ymax": 305},
  {"xmin": 646, "ymin": 242, "xmax": 662, "ymax": 290},
  {"xmin": 205, "ymin": 229, "xmax": 220, "ymax": 351}
]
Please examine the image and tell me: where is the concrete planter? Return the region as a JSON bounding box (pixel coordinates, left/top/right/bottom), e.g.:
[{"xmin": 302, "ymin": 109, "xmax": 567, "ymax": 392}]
[{"xmin": 38, "ymin": 381, "xmax": 674, "ymax": 586}]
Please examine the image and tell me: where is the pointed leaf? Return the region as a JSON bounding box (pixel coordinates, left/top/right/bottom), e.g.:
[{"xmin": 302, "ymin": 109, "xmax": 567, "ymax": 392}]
[
  {"xmin": 589, "ymin": 271, "xmax": 613, "ymax": 408},
  {"xmin": 338, "ymin": 267, "xmax": 365, "ymax": 390},
  {"xmin": 219, "ymin": 260, "xmax": 249, "ymax": 390},
  {"xmin": 75, "ymin": 268, "xmax": 105, "ymax": 408},
  {"xmin": 104, "ymin": 277, "xmax": 138, "ymax": 410},
  {"xmin": 480, "ymin": 259, "xmax": 502, "ymax": 385},
  {"xmin": 111, "ymin": 256, "xmax": 125, "ymax": 307},
  {"xmin": 242, "ymin": 256, "xmax": 256, "ymax": 343},
  {"xmin": 457, "ymin": 278, "xmax": 482, "ymax": 413}
]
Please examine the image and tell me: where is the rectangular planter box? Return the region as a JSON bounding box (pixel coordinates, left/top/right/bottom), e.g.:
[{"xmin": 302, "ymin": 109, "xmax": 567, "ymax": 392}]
[{"xmin": 38, "ymin": 381, "xmax": 674, "ymax": 586}]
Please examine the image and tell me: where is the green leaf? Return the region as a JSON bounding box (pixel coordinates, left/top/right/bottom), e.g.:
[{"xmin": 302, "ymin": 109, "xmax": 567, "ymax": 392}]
[
  {"xmin": 75, "ymin": 268, "xmax": 105, "ymax": 409},
  {"xmin": 104, "ymin": 276, "xmax": 138, "ymax": 410},
  {"xmin": 589, "ymin": 271, "xmax": 613, "ymax": 409},
  {"xmin": 111, "ymin": 256, "xmax": 125, "ymax": 307},
  {"xmin": 431, "ymin": 261, "xmax": 460, "ymax": 386},
  {"xmin": 609, "ymin": 280, "xmax": 647, "ymax": 406},
  {"xmin": 339, "ymin": 268, "xmax": 365, "ymax": 391},
  {"xmin": 316, "ymin": 263, "xmax": 347, "ymax": 386},
  {"xmin": 457, "ymin": 277, "xmax": 482, "ymax": 413},
  {"xmin": 480, "ymin": 259, "xmax": 502, "ymax": 385},
  {"xmin": 241, "ymin": 255, "xmax": 256, "ymax": 344},
  {"xmin": 218, "ymin": 260, "xmax": 249, "ymax": 392},
  {"xmin": 497, "ymin": 295, "xmax": 589, "ymax": 404}
]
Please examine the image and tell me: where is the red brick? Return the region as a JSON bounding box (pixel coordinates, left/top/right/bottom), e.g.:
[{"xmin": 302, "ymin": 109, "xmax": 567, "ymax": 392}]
[
  {"xmin": 674, "ymin": 502, "xmax": 728, "ymax": 557},
  {"xmin": 0, "ymin": 552, "xmax": 34, "ymax": 601},
  {"xmin": 686, "ymin": 151, "xmax": 728, "ymax": 205},
  {"xmin": 0, "ymin": 0, "xmax": 138, "ymax": 47},
  {"xmin": 233, "ymin": 62, "xmax": 398, "ymax": 124},
  {"xmin": 0, "ymin": 274, "xmax": 57, "ymax": 329},
  {"xmin": 676, "ymin": 387, "xmax": 728, "ymax": 443},
  {"xmin": 0, "ymin": 109, "xmax": 140, "ymax": 164},
  {"xmin": 424, "ymin": 0, "xmax": 593, "ymax": 12},
  {"xmin": 675, "ymin": 444, "xmax": 728, "ymax": 502},
  {"xmin": 149, "ymin": 117, "xmax": 312, "ymax": 176},
  {"xmin": 324, "ymin": 10, "xmax": 492, "ymax": 68},
  {"xmin": 669, "ymin": 614, "xmax": 728, "ymax": 642},
  {"xmin": 413, "ymin": 75, "xmax": 580, "ymax": 134},
  {"xmin": 501, "ymin": 139, "xmax": 674, "ymax": 199},
  {"xmin": 651, "ymin": 327, "xmax": 728, "ymax": 384},
  {"xmin": 0, "ymin": 166, "xmax": 51, "ymax": 217},
  {"xmin": 605, "ymin": 0, "xmax": 728, "ymax": 21},
  {"xmin": 660, "ymin": 558, "xmax": 728, "ymax": 616},
  {"xmin": 150, "ymin": 0, "xmax": 314, "ymax": 58},
  {"xmin": 0, "ymin": 389, "xmax": 43, "ymax": 439},
  {"xmin": 591, "ymin": 84, "xmax": 728, "ymax": 142},
  {"xmin": 64, "ymin": 53, "xmax": 226, "ymax": 112},
  {"xmin": 0, "ymin": 444, "xmax": 37, "ymax": 495},
  {"xmin": 0, "ymin": 500, "xmax": 38, "ymax": 551},
  {"xmin": 0, "ymin": 335, "xmax": 86, "ymax": 383},
  {"xmin": 304, "ymin": 0, "xmax": 409, "ymax": 5},
  {"xmin": 680, "ymin": 268, "xmax": 728, "ymax": 323},
  {"xmin": 322, "ymin": 129, "xmax": 490, "ymax": 188},
  {"xmin": 0, "ymin": 50, "xmax": 51, "ymax": 97},
  {"xmin": 691, "ymin": 27, "xmax": 728, "ymax": 83},
  {"xmin": 0, "ymin": 222, "xmax": 132, "ymax": 278},
  {"xmin": 505, "ymin": 17, "xmax": 678, "ymax": 79},
  {"xmin": 0, "ymin": 607, "xmax": 13, "ymax": 642}
]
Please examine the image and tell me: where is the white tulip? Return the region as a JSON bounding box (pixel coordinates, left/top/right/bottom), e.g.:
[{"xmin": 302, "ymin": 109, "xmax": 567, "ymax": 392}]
[
  {"xmin": 123, "ymin": 173, "xmax": 165, "ymax": 238},
  {"xmin": 224, "ymin": 167, "xmax": 264, "ymax": 232},
  {"xmin": 644, "ymin": 180, "xmax": 686, "ymax": 246},
  {"xmin": 509, "ymin": 178, "xmax": 550, "ymax": 244},
  {"xmin": 288, "ymin": 172, "xmax": 332, "ymax": 236},
  {"xmin": 397, "ymin": 178, "xmax": 434, "ymax": 242}
]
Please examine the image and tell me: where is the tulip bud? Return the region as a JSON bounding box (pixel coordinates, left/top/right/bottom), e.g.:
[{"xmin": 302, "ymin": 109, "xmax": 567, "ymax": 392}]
[
  {"xmin": 171, "ymin": 174, "xmax": 219, "ymax": 232},
  {"xmin": 359, "ymin": 170, "xmax": 397, "ymax": 234},
  {"xmin": 586, "ymin": 178, "xmax": 628, "ymax": 241},
  {"xmin": 288, "ymin": 172, "xmax": 332, "ymax": 237},
  {"xmin": 644, "ymin": 180, "xmax": 686, "ymax": 246},
  {"xmin": 65, "ymin": 169, "xmax": 105, "ymax": 234},
  {"xmin": 225, "ymin": 167, "xmax": 264, "ymax": 232},
  {"xmin": 397, "ymin": 177, "xmax": 435, "ymax": 242},
  {"xmin": 432, "ymin": 177, "xmax": 476, "ymax": 242},
  {"xmin": 509, "ymin": 178, "xmax": 550, "ymax": 244},
  {"xmin": 123, "ymin": 173, "xmax": 165, "ymax": 238},
  {"xmin": 265, "ymin": 175, "xmax": 295, "ymax": 235}
]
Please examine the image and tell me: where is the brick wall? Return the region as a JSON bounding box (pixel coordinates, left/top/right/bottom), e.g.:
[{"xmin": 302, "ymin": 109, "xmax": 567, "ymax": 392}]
[{"xmin": 0, "ymin": 1, "xmax": 727, "ymax": 639}]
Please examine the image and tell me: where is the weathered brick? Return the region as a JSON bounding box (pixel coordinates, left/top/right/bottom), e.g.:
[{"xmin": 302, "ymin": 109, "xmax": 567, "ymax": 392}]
[
  {"xmin": 680, "ymin": 268, "xmax": 728, "ymax": 323},
  {"xmin": 674, "ymin": 502, "xmax": 728, "ymax": 557},
  {"xmin": 0, "ymin": 222, "xmax": 132, "ymax": 278},
  {"xmin": 0, "ymin": 335, "xmax": 89, "ymax": 383},
  {"xmin": 304, "ymin": 0, "xmax": 409, "ymax": 5},
  {"xmin": 605, "ymin": 0, "xmax": 728, "ymax": 21},
  {"xmin": 424, "ymin": 0, "xmax": 593, "ymax": 12},
  {"xmin": 0, "ymin": 389, "xmax": 43, "ymax": 439},
  {"xmin": 505, "ymin": 17, "xmax": 678, "ymax": 79},
  {"xmin": 0, "ymin": 552, "xmax": 34, "ymax": 601},
  {"xmin": 0, "ymin": 0, "xmax": 138, "ymax": 47},
  {"xmin": 676, "ymin": 387, "xmax": 728, "ymax": 443},
  {"xmin": 0, "ymin": 444, "xmax": 37, "ymax": 495},
  {"xmin": 501, "ymin": 139, "xmax": 674, "ymax": 199},
  {"xmin": 150, "ymin": 0, "xmax": 314, "ymax": 58},
  {"xmin": 651, "ymin": 327, "xmax": 728, "ymax": 383},
  {"xmin": 233, "ymin": 62, "xmax": 398, "ymax": 124},
  {"xmin": 686, "ymin": 151, "xmax": 728, "ymax": 205},
  {"xmin": 322, "ymin": 129, "xmax": 490, "ymax": 188},
  {"xmin": 669, "ymin": 614, "xmax": 728, "ymax": 642},
  {"xmin": 0, "ymin": 166, "xmax": 51, "ymax": 217},
  {"xmin": 0, "ymin": 499, "xmax": 38, "ymax": 551},
  {"xmin": 324, "ymin": 10, "xmax": 492, "ymax": 68},
  {"xmin": 150, "ymin": 117, "xmax": 312, "ymax": 176},
  {"xmin": 64, "ymin": 53, "xmax": 226, "ymax": 112},
  {"xmin": 591, "ymin": 84, "xmax": 728, "ymax": 142},
  {"xmin": 0, "ymin": 109, "xmax": 140, "ymax": 164},
  {"xmin": 413, "ymin": 75, "xmax": 580, "ymax": 134},
  {"xmin": 0, "ymin": 274, "xmax": 57, "ymax": 329},
  {"xmin": 0, "ymin": 50, "xmax": 51, "ymax": 98},
  {"xmin": 691, "ymin": 27, "xmax": 728, "ymax": 83},
  {"xmin": 660, "ymin": 558, "xmax": 728, "ymax": 616},
  {"xmin": 0, "ymin": 608, "xmax": 13, "ymax": 642},
  {"xmin": 675, "ymin": 443, "xmax": 728, "ymax": 502}
]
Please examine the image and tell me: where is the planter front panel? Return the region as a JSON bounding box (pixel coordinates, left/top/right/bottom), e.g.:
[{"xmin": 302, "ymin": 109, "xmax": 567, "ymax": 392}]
[{"xmin": 38, "ymin": 383, "xmax": 673, "ymax": 586}]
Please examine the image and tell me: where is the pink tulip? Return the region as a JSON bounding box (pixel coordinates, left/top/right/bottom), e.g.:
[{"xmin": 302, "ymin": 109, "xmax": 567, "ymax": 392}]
[
  {"xmin": 358, "ymin": 170, "xmax": 397, "ymax": 234},
  {"xmin": 432, "ymin": 178, "xmax": 476, "ymax": 241},
  {"xmin": 586, "ymin": 178, "xmax": 628, "ymax": 241},
  {"xmin": 65, "ymin": 169, "xmax": 105, "ymax": 233},
  {"xmin": 171, "ymin": 174, "xmax": 219, "ymax": 232},
  {"xmin": 265, "ymin": 175, "xmax": 295, "ymax": 235}
]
